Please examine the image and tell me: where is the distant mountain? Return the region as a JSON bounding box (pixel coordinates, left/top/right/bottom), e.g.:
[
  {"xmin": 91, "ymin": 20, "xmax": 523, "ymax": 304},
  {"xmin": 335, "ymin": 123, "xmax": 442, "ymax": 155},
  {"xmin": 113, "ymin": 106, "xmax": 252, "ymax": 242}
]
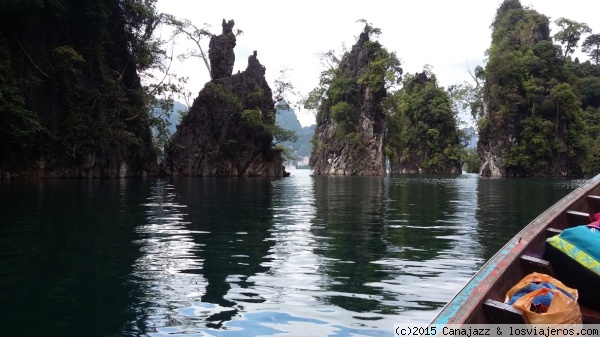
[
  {"xmin": 275, "ymin": 107, "xmax": 315, "ymax": 165},
  {"xmin": 152, "ymin": 100, "xmax": 188, "ymax": 136},
  {"xmin": 463, "ymin": 126, "xmax": 478, "ymax": 149}
]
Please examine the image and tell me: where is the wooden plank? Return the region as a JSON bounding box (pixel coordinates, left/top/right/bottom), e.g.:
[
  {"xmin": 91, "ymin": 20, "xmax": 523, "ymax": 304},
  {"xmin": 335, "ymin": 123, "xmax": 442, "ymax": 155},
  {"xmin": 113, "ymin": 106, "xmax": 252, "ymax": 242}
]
[
  {"xmin": 429, "ymin": 174, "xmax": 600, "ymax": 325},
  {"xmin": 587, "ymin": 195, "xmax": 600, "ymax": 213},
  {"xmin": 545, "ymin": 228, "xmax": 562, "ymax": 238},
  {"xmin": 566, "ymin": 211, "xmax": 591, "ymax": 227},
  {"xmin": 581, "ymin": 305, "xmax": 600, "ymax": 324},
  {"xmin": 519, "ymin": 255, "xmax": 554, "ymax": 276},
  {"xmin": 483, "ymin": 299, "xmax": 524, "ymax": 324}
]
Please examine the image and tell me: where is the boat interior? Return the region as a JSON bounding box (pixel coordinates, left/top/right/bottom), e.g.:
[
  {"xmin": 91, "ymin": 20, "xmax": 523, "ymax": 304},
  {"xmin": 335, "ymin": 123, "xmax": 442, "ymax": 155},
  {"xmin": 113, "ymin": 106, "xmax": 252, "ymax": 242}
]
[{"xmin": 431, "ymin": 176, "xmax": 600, "ymax": 324}]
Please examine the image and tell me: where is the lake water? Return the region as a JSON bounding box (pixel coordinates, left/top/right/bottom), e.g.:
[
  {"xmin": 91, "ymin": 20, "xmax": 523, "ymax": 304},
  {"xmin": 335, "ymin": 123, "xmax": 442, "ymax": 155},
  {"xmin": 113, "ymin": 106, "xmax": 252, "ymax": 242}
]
[{"xmin": 0, "ymin": 170, "xmax": 587, "ymax": 336}]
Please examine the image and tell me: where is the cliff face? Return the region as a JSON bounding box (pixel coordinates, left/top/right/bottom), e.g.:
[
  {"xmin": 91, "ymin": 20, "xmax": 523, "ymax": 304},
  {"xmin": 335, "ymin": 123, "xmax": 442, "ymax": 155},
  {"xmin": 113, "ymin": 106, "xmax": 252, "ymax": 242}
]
[
  {"xmin": 309, "ymin": 31, "xmax": 387, "ymax": 175},
  {"xmin": 478, "ymin": 0, "xmax": 585, "ymax": 177},
  {"xmin": 0, "ymin": 1, "xmax": 157, "ymax": 178},
  {"xmin": 164, "ymin": 20, "xmax": 283, "ymax": 177}
]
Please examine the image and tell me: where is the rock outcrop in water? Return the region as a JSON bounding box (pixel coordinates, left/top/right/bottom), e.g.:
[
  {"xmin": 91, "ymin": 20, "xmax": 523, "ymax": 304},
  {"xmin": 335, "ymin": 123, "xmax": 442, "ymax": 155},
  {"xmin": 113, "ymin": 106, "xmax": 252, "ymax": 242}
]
[
  {"xmin": 309, "ymin": 28, "xmax": 389, "ymax": 175},
  {"xmin": 164, "ymin": 20, "xmax": 284, "ymax": 177},
  {"xmin": 477, "ymin": 0, "xmax": 586, "ymax": 177},
  {"xmin": 387, "ymin": 71, "xmax": 462, "ymax": 174}
]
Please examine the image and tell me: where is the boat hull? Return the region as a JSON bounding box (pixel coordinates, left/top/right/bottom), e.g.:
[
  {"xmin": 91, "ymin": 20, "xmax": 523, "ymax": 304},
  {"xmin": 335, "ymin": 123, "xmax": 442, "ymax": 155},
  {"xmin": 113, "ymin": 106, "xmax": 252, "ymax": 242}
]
[{"xmin": 430, "ymin": 174, "xmax": 600, "ymax": 324}]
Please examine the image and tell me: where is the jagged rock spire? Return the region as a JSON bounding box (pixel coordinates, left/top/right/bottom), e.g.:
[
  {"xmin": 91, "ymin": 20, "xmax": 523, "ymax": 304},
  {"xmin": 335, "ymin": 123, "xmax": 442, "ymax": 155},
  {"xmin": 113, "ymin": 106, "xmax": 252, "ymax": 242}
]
[{"xmin": 209, "ymin": 19, "xmax": 236, "ymax": 79}]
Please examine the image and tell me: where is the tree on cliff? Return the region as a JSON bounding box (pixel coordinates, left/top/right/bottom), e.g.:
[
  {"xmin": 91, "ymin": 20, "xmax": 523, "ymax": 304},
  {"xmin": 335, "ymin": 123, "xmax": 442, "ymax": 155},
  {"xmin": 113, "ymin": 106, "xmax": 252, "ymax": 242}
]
[
  {"xmin": 0, "ymin": 0, "xmax": 184, "ymax": 176},
  {"xmin": 582, "ymin": 34, "xmax": 600, "ymax": 65},
  {"xmin": 554, "ymin": 18, "xmax": 591, "ymax": 60},
  {"xmin": 573, "ymin": 47, "xmax": 600, "ymax": 172},
  {"xmin": 307, "ymin": 22, "xmax": 402, "ymax": 175},
  {"xmin": 387, "ymin": 70, "xmax": 463, "ymax": 174},
  {"xmin": 169, "ymin": 18, "xmax": 242, "ymax": 81},
  {"xmin": 477, "ymin": 0, "xmax": 588, "ymax": 177}
]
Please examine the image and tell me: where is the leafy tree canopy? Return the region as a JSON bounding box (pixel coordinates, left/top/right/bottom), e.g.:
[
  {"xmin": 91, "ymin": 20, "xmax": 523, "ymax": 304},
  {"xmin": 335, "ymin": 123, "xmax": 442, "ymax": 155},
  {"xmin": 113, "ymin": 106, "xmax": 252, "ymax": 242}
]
[{"xmin": 387, "ymin": 70, "xmax": 463, "ymax": 173}]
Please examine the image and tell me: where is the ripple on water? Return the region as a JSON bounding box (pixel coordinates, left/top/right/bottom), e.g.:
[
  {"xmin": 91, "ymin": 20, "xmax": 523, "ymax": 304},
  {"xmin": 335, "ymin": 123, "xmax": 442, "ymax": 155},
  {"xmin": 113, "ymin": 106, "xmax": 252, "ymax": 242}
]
[{"xmin": 115, "ymin": 172, "xmax": 579, "ymax": 335}]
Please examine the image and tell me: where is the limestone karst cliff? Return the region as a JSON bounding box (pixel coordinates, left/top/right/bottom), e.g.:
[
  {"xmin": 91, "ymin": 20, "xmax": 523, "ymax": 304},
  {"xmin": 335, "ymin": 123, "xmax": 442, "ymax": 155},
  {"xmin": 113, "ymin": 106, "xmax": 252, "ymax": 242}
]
[
  {"xmin": 478, "ymin": 0, "xmax": 587, "ymax": 177},
  {"xmin": 164, "ymin": 20, "xmax": 284, "ymax": 177},
  {"xmin": 0, "ymin": 0, "xmax": 158, "ymax": 178},
  {"xmin": 309, "ymin": 27, "xmax": 391, "ymax": 175}
]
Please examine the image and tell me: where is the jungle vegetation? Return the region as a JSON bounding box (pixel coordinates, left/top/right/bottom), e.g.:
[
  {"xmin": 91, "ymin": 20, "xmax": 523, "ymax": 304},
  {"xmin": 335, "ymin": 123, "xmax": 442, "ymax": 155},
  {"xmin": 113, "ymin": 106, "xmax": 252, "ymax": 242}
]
[
  {"xmin": 2, "ymin": 0, "xmax": 599, "ymax": 177},
  {"xmin": 474, "ymin": 0, "xmax": 600, "ymax": 176},
  {"xmin": 386, "ymin": 70, "xmax": 463, "ymax": 173},
  {"xmin": 305, "ymin": 23, "xmax": 467, "ymax": 173},
  {"xmin": 0, "ymin": 0, "xmax": 297, "ymax": 175},
  {"xmin": 0, "ymin": 0, "xmax": 180, "ymax": 173}
]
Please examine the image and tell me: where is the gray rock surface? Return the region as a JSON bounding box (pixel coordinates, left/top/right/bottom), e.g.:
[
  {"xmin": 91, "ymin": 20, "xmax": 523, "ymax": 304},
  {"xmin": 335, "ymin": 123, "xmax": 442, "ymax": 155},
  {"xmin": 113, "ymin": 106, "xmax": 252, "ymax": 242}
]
[
  {"xmin": 310, "ymin": 32, "xmax": 387, "ymax": 176},
  {"xmin": 165, "ymin": 21, "xmax": 283, "ymax": 177}
]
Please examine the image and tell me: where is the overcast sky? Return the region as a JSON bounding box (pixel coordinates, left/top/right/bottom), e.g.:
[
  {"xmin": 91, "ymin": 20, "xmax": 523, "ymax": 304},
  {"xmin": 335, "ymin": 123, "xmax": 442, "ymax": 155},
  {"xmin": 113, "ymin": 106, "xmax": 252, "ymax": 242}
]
[{"xmin": 156, "ymin": 0, "xmax": 599, "ymax": 127}]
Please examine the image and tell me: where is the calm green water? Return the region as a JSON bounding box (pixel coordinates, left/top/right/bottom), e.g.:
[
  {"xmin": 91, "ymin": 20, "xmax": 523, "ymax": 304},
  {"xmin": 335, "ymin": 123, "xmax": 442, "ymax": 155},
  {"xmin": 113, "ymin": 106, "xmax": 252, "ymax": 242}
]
[{"xmin": 0, "ymin": 171, "xmax": 586, "ymax": 336}]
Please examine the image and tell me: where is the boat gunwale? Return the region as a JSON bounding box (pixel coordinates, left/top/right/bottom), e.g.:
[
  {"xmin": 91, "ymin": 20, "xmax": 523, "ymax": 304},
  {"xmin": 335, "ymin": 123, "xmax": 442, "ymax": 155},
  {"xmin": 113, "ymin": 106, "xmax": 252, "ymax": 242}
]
[{"xmin": 430, "ymin": 174, "xmax": 600, "ymax": 324}]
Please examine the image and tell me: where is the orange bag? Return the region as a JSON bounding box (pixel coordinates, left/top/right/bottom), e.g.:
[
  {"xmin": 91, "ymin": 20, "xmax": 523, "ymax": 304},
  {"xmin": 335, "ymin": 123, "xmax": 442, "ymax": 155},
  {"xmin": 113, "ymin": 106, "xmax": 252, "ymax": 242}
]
[{"xmin": 505, "ymin": 273, "xmax": 582, "ymax": 324}]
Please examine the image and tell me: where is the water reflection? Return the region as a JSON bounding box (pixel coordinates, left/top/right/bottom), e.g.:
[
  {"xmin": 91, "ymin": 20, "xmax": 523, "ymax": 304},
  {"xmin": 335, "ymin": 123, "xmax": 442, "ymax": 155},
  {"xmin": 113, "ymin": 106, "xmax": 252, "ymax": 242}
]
[
  {"xmin": 311, "ymin": 176, "xmax": 388, "ymax": 316},
  {"xmin": 1, "ymin": 172, "xmax": 589, "ymax": 336},
  {"xmin": 127, "ymin": 178, "xmax": 284, "ymax": 335},
  {"xmin": 475, "ymin": 178, "xmax": 587, "ymax": 259},
  {"xmin": 119, "ymin": 174, "xmax": 594, "ymax": 334},
  {"xmin": 177, "ymin": 179, "xmax": 278, "ymax": 326},
  {"xmin": 126, "ymin": 180, "xmax": 206, "ymax": 335},
  {"xmin": 0, "ymin": 179, "xmax": 148, "ymax": 337},
  {"xmin": 383, "ymin": 174, "xmax": 484, "ymax": 320}
]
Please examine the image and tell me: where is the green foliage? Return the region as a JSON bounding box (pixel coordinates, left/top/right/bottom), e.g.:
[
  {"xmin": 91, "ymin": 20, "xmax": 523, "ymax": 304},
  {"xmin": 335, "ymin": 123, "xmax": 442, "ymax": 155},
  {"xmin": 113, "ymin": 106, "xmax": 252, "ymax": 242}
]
[
  {"xmin": 448, "ymin": 66, "xmax": 485, "ymax": 123},
  {"xmin": 150, "ymin": 98, "xmax": 177, "ymax": 158},
  {"xmin": 356, "ymin": 19, "xmax": 381, "ymax": 38},
  {"xmin": 344, "ymin": 132, "xmax": 363, "ymax": 146},
  {"xmin": 303, "ymin": 87, "xmax": 326, "ymax": 112},
  {"xmin": 387, "ymin": 70, "xmax": 463, "ymax": 172},
  {"xmin": 581, "ymin": 106, "xmax": 600, "ymax": 172},
  {"xmin": 578, "ymin": 75, "xmax": 600, "ymax": 108},
  {"xmin": 504, "ymin": 116, "xmax": 554, "ymax": 171},
  {"xmin": 330, "ymin": 101, "xmax": 358, "ymax": 134},
  {"xmin": 0, "ymin": 0, "xmax": 194, "ymax": 172},
  {"xmin": 203, "ymin": 82, "xmax": 243, "ymax": 111},
  {"xmin": 241, "ymin": 108, "xmax": 263, "ymax": 128},
  {"xmin": 271, "ymin": 68, "xmax": 297, "ymax": 108},
  {"xmin": 241, "ymin": 108, "xmax": 298, "ymax": 147},
  {"xmin": 268, "ymin": 124, "xmax": 298, "ymax": 144},
  {"xmin": 582, "ymin": 34, "xmax": 600, "ymax": 65},
  {"xmin": 305, "ymin": 22, "xmax": 402, "ymax": 140},
  {"xmin": 553, "ymin": 18, "xmax": 591, "ymax": 59},
  {"xmin": 0, "ymin": 38, "xmax": 46, "ymax": 162},
  {"xmin": 357, "ymin": 45, "xmax": 402, "ymax": 90},
  {"xmin": 480, "ymin": 0, "xmax": 594, "ymax": 176},
  {"xmin": 273, "ymin": 143, "xmax": 298, "ymax": 161},
  {"xmin": 463, "ymin": 148, "xmax": 481, "ymax": 173}
]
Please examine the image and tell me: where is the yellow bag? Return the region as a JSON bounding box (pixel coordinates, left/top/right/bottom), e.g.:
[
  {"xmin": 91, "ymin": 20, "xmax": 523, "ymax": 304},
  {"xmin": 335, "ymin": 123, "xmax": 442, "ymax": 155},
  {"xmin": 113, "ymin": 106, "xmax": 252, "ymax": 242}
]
[{"xmin": 505, "ymin": 273, "xmax": 582, "ymax": 324}]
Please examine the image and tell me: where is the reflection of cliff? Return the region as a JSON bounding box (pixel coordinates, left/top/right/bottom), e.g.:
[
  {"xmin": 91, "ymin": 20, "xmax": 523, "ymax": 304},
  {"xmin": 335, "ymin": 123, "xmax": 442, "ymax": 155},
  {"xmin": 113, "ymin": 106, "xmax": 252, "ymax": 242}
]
[
  {"xmin": 0, "ymin": 180, "xmax": 149, "ymax": 336},
  {"xmin": 384, "ymin": 175, "xmax": 460, "ymax": 261},
  {"xmin": 172, "ymin": 178, "xmax": 276, "ymax": 328},
  {"xmin": 311, "ymin": 176, "xmax": 388, "ymax": 312},
  {"xmin": 382, "ymin": 174, "xmax": 482, "ymax": 315},
  {"xmin": 475, "ymin": 178, "xmax": 582, "ymax": 260}
]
